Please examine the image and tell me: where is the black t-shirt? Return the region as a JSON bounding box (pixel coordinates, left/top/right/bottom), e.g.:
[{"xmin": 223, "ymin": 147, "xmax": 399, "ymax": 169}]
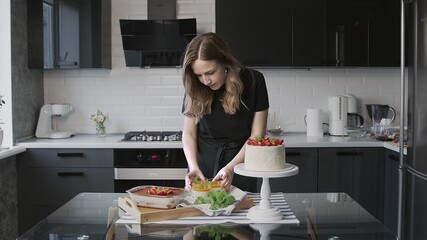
[{"xmin": 193, "ymin": 68, "xmax": 269, "ymax": 142}]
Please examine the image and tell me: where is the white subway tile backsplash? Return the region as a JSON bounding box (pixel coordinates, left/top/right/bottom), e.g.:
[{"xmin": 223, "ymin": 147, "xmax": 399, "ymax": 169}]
[
  {"xmin": 146, "ymin": 106, "xmax": 181, "ymax": 116},
  {"xmin": 297, "ymin": 75, "xmax": 330, "ymax": 85},
  {"xmin": 43, "ymin": 0, "xmax": 402, "ymax": 133},
  {"xmin": 266, "ymin": 75, "xmax": 297, "ymax": 84},
  {"xmin": 311, "ymin": 67, "xmax": 347, "ymax": 75},
  {"xmin": 329, "ymin": 75, "xmax": 363, "ymax": 85},
  {"xmin": 363, "ymin": 75, "xmax": 396, "ymax": 85},
  {"xmin": 130, "ymin": 76, "xmax": 163, "ymax": 85},
  {"xmin": 346, "ymin": 68, "xmax": 383, "ymax": 75},
  {"xmin": 94, "ymin": 95, "xmax": 128, "ymax": 106},
  {"xmin": 296, "ymin": 95, "xmax": 328, "ymax": 106},
  {"xmin": 79, "ymin": 86, "xmax": 114, "ymax": 97},
  {"xmin": 162, "ymin": 75, "xmax": 183, "ymax": 85},
  {"xmin": 346, "ymin": 85, "xmax": 380, "ymax": 96},
  {"xmin": 162, "ymin": 96, "xmax": 184, "ymax": 106},
  {"xmin": 266, "ymin": 85, "xmax": 281, "ymax": 95},
  {"xmin": 129, "ymin": 116, "xmax": 163, "ymax": 130},
  {"xmin": 314, "ymin": 86, "xmax": 347, "ymax": 96},
  {"xmin": 162, "ymin": 116, "xmax": 185, "ymax": 130},
  {"xmin": 269, "ymin": 95, "xmax": 296, "ymax": 105},
  {"xmin": 279, "ymin": 86, "xmax": 313, "ymax": 96},
  {"xmin": 129, "ymin": 96, "xmax": 162, "ymax": 106},
  {"xmin": 144, "ymin": 86, "xmax": 180, "ymax": 96}
]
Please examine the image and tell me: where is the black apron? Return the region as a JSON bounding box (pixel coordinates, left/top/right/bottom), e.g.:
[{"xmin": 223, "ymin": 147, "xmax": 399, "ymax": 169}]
[{"xmin": 197, "ymin": 136, "xmax": 257, "ymax": 193}]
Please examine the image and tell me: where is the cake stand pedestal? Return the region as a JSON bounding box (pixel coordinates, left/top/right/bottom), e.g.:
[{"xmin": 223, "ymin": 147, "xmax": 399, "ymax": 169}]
[{"xmin": 234, "ymin": 163, "xmax": 299, "ymax": 222}]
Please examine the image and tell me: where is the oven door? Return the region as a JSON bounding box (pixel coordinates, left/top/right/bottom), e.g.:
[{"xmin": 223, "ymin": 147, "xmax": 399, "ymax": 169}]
[{"xmin": 114, "ymin": 148, "xmax": 188, "ymax": 192}]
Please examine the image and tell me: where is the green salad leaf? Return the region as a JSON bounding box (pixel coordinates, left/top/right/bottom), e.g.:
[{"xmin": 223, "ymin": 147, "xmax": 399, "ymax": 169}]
[{"xmin": 193, "ymin": 190, "xmax": 236, "ymax": 210}]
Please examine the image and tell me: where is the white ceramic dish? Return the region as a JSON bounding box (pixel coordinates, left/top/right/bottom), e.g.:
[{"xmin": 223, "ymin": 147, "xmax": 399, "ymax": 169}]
[{"xmin": 126, "ymin": 185, "xmax": 189, "ymax": 209}]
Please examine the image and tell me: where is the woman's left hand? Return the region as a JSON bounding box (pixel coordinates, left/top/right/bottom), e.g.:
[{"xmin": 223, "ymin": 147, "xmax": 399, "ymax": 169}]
[{"xmin": 213, "ymin": 166, "xmax": 234, "ymax": 191}]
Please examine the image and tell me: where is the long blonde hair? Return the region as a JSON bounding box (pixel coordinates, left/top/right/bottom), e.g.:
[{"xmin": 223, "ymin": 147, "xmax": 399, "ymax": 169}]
[{"xmin": 182, "ymin": 32, "xmax": 243, "ymax": 122}]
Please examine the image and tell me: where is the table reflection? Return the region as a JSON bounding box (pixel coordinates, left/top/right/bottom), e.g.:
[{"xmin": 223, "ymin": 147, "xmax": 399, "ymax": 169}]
[{"xmin": 17, "ymin": 192, "xmax": 395, "ymax": 240}]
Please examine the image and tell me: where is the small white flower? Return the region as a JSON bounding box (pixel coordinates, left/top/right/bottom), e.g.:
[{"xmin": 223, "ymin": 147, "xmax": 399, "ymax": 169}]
[{"xmin": 90, "ymin": 110, "xmax": 108, "ymax": 124}]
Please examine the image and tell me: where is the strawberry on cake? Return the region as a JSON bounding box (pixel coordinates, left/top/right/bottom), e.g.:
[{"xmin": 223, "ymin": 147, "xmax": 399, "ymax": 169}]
[{"xmin": 244, "ymin": 137, "xmax": 286, "ymax": 171}]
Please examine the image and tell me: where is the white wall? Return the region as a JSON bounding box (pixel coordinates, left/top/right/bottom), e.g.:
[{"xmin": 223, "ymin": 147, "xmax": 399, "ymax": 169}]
[
  {"xmin": 44, "ymin": 0, "xmax": 401, "ymax": 134},
  {"xmin": 0, "ymin": 0, "xmax": 12, "ymax": 147}
]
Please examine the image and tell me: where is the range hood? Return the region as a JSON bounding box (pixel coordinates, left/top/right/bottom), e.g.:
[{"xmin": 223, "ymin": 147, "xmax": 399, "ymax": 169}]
[{"xmin": 119, "ymin": 18, "xmax": 197, "ymax": 68}]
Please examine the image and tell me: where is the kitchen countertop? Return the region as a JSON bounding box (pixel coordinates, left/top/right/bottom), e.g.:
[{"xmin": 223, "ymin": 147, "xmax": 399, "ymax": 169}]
[
  {"xmin": 16, "ymin": 132, "xmax": 406, "ymax": 154},
  {"xmin": 0, "ymin": 146, "xmax": 26, "ymax": 160},
  {"xmin": 16, "ymin": 192, "xmax": 395, "ymax": 240}
]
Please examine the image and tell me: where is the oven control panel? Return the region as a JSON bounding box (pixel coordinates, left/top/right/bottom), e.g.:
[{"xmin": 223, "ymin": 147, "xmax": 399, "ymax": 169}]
[{"xmin": 114, "ymin": 148, "xmax": 187, "ymax": 168}]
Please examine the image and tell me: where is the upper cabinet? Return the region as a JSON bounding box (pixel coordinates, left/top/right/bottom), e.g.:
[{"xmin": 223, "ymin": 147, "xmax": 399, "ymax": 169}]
[
  {"xmin": 216, "ymin": 1, "xmax": 293, "ymax": 67},
  {"xmin": 28, "ymin": 0, "xmax": 111, "ymax": 69},
  {"xmin": 216, "ymin": 0, "xmax": 401, "ymax": 67},
  {"xmin": 325, "ymin": 0, "xmax": 401, "ymax": 67}
]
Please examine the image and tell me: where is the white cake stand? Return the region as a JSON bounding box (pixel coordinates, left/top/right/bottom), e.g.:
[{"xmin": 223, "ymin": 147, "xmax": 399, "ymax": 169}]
[{"xmin": 234, "ymin": 163, "xmax": 299, "ymax": 222}]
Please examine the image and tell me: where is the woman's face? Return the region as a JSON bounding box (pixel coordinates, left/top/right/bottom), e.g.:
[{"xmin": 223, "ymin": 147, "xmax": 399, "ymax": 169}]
[{"xmin": 191, "ymin": 59, "xmax": 226, "ymax": 91}]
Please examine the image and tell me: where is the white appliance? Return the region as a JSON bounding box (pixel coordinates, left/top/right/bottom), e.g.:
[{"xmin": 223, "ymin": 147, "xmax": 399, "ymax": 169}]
[
  {"xmin": 328, "ymin": 95, "xmax": 348, "ymax": 136},
  {"xmin": 35, "ymin": 104, "xmax": 75, "ymax": 139},
  {"xmin": 345, "ymin": 94, "xmax": 357, "ymax": 113}
]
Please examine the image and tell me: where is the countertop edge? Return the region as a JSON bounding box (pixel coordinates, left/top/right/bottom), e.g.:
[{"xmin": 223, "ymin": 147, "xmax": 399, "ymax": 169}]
[
  {"xmin": 0, "ymin": 146, "xmax": 27, "ymax": 160},
  {"xmin": 14, "ymin": 134, "xmax": 389, "ymax": 149}
]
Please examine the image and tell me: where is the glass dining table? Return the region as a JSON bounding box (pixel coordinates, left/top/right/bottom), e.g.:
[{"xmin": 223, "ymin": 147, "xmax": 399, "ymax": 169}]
[{"xmin": 17, "ymin": 192, "xmax": 396, "ymax": 240}]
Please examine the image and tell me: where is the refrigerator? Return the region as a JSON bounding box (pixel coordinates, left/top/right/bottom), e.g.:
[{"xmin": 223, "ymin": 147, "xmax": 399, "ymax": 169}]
[{"xmin": 400, "ymin": 0, "xmax": 427, "ymax": 239}]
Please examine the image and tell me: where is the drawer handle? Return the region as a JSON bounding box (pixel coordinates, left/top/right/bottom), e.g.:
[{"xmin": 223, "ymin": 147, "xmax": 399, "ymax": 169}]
[
  {"xmin": 336, "ymin": 151, "xmax": 363, "ymax": 156},
  {"xmin": 57, "ymin": 172, "xmax": 84, "ymax": 177},
  {"xmin": 57, "ymin": 152, "xmax": 84, "ymax": 157},
  {"xmin": 286, "ymin": 152, "xmax": 302, "ymax": 157}
]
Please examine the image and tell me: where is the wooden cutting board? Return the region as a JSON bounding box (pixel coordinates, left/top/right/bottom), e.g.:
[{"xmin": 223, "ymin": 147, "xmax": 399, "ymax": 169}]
[{"xmin": 118, "ymin": 196, "xmax": 253, "ymax": 223}]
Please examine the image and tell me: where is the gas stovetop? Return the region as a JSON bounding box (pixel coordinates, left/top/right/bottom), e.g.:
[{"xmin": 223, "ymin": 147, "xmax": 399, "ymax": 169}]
[{"xmin": 122, "ymin": 131, "xmax": 182, "ymax": 142}]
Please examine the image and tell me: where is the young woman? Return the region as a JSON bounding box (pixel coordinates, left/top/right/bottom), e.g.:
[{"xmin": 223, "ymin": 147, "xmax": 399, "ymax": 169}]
[{"xmin": 181, "ymin": 32, "xmax": 269, "ymax": 192}]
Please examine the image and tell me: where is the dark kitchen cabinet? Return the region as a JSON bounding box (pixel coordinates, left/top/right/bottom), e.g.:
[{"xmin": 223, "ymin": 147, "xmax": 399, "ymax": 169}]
[
  {"xmin": 216, "ymin": 0, "xmax": 401, "ymax": 67},
  {"xmin": 325, "ymin": 0, "xmax": 401, "ymax": 66},
  {"xmin": 17, "ymin": 149, "xmax": 114, "ymax": 234},
  {"xmin": 292, "ymin": 0, "xmax": 326, "ymax": 66},
  {"xmin": 383, "ymin": 149, "xmax": 404, "ymax": 236},
  {"xmin": 27, "ymin": 0, "xmax": 111, "ymax": 69},
  {"xmin": 216, "ymin": 0, "xmax": 293, "ymax": 67},
  {"xmin": 263, "ymin": 148, "xmax": 318, "ymax": 193},
  {"xmin": 318, "ymin": 148, "xmax": 384, "ymax": 219}
]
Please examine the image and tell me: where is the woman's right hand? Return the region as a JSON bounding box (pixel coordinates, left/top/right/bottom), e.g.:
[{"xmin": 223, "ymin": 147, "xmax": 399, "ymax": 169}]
[{"xmin": 185, "ymin": 169, "xmax": 205, "ymax": 190}]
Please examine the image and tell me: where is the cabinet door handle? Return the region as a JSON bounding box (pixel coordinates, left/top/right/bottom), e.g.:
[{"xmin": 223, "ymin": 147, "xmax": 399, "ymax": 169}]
[
  {"xmin": 57, "ymin": 152, "xmax": 84, "ymax": 157},
  {"xmin": 286, "ymin": 152, "xmax": 302, "ymax": 157},
  {"xmin": 335, "ymin": 25, "xmax": 345, "ymax": 66},
  {"xmin": 336, "ymin": 151, "xmax": 363, "ymax": 156},
  {"xmin": 57, "ymin": 172, "xmax": 84, "ymax": 177}
]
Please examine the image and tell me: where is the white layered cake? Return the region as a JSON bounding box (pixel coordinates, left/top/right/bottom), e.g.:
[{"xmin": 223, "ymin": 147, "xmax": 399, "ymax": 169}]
[{"xmin": 244, "ymin": 137, "xmax": 286, "ymax": 171}]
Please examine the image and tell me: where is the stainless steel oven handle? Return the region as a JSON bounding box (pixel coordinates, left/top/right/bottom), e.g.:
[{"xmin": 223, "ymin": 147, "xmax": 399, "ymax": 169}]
[{"xmin": 114, "ymin": 168, "xmax": 187, "ymax": 180}]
